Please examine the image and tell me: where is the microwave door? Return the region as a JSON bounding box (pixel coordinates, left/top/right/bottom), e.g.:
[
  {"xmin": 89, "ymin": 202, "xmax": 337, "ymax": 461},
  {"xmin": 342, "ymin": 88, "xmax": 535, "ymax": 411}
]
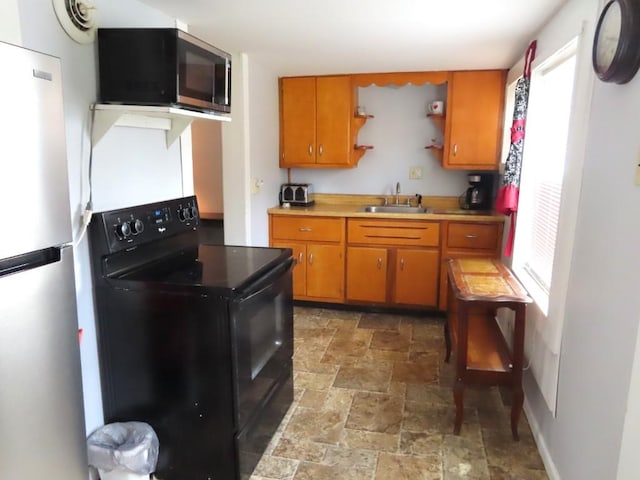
[
  {"xmin": 177, "ymin": 42, "xmax": 215, "ymax": 110},
  {"xmin": 217, "ymin": 59, "xmax": 231, "ymax": 108},
  {"xmin": 213, "ymin": 58, "xmax": 231, "ymax": 110}
]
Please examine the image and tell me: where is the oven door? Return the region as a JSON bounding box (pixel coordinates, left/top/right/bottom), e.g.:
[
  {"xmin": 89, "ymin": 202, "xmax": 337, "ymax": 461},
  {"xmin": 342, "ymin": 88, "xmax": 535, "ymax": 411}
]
[{"xmin": 230, "ymin": 258, "xmax": 294, "ymax": 428}]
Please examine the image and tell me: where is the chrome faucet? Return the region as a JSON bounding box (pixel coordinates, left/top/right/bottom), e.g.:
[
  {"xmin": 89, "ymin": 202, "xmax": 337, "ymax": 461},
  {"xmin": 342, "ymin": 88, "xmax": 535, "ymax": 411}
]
[{"xmin": 395, "ymin": 182, "xmax": 401, "ymax": 205}]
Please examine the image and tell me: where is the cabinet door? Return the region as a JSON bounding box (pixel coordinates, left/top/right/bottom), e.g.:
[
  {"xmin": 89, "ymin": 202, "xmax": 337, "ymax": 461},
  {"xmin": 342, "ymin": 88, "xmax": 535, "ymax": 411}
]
[
  {"xmin": 444, "ymin": 70, "xmax": 506, "ymax": 170},
  {"xmin": 280, "ymin": 77, "xmax": 316, "ymax": 167},
  {"xmin": 346, "ymin": 246, "xmax": 387, "ymax": 303},
  {"xmin": 316, "ymin": 76, "xmax": 352, "ymax": 166},
  {"xmin": 271, "ymin": 241, "xmax": 307, "ymax": 298},
  {"xmin": 306, "ymin": 244, "xmax": 344, "ymax": 301},
  {"xmin": 394, "ymin": 248, "xmax": 439, "ymax": 307}
]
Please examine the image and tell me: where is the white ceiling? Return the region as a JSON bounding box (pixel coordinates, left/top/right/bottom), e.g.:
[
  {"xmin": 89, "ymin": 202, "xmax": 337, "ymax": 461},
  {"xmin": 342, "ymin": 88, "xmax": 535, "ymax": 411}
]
[{"xmin": 137, "ymin": 0, "xmax": 567, "ymax": 76}]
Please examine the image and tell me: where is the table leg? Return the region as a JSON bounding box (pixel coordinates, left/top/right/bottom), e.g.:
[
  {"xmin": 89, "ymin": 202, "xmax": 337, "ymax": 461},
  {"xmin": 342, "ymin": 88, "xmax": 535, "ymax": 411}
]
[
  {"xmin": 444, "ymin": 317, "xmax": 451, "ymax": 363},
  {"xmin": 510, "ymin": 303, "xmax": 527, "ymax": 441},
  {"xmin": 453, "ymin": 300, "xmax": 469, "ymax": 435},
  {"xmin": 453, "ymin": 378, "xmax": 464, "ymax": 435},
  {"xmin": 511, "ymin": 388, "xmax": 523, "ymax": 441}
]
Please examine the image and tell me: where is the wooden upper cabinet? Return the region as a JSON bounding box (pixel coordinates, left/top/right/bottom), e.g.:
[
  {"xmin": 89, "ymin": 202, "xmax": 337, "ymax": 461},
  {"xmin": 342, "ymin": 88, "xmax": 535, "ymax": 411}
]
[
  {"xmin": 316, "ymin": 76, "xmax": 352, "ymax": 165},
  {"xmin": 280, "ymin": 77, "xmax": 316, "ymax": 166},
  {"xmin": 443, "ymin": 70, "xmax": 506, "ymax": 170},
  {"xmin": 280, "ymin": 75, "xmax": 353, "ymax": 168}
]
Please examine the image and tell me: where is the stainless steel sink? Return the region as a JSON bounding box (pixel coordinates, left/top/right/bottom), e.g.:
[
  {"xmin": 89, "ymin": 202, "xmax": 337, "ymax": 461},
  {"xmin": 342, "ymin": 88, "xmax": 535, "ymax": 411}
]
[{"xmin": 360, "ymin": 205, "xmax": 433, "ymax": 214}]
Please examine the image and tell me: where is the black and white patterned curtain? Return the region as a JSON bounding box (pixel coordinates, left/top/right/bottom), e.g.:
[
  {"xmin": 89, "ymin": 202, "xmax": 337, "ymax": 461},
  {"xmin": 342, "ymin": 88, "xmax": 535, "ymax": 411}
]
[{"xmin": 495, "ymin": 40, "xmax": 537, "ymax": 257}]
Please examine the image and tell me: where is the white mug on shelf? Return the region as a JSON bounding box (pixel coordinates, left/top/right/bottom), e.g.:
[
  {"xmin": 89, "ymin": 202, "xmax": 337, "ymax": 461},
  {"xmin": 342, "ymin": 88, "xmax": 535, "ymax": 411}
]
[{"xmin": 428, "ymin": 100, "xmax": 444, "ymax": 115}]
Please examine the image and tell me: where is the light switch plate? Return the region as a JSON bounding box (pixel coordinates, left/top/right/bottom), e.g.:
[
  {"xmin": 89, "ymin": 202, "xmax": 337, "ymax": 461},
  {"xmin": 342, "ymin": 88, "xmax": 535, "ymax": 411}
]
[
  {"xmin": 409, "ymin": 166, "xmax": 423, "ymax": 179},
  {"xmin": 250, "ymin": 177, "xmax": 263, "ymax": 194}
]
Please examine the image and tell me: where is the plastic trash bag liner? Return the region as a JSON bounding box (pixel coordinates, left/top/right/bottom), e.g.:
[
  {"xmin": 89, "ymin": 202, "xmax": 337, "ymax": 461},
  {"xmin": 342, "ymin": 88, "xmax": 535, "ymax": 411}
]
[{"xmin": 87, "ymin": 421, "xmax": 159, "ymax": 475}]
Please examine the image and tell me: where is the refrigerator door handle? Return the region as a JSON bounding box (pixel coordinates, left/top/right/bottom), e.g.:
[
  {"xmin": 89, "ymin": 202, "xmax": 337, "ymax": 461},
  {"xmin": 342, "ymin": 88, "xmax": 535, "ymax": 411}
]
[{"xmin": 0, "ymin": 247, "xmax": 61, "ymax": 279}]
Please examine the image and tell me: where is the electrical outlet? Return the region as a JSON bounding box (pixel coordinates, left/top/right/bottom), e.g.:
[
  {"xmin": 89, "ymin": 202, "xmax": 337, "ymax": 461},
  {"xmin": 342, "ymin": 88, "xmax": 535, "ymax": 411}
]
[
  {"xmin": 409, "ymin": 166, "xmax": 423, "ymax": 179},
  {"xmin": 635, "ymin": 163, "xmax": 640, "ymax": 186}
]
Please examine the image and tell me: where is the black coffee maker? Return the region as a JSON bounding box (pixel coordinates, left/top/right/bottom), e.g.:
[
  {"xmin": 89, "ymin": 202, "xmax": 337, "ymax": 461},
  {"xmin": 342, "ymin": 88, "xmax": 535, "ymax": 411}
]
[{"xmin": 460, "ymin": 174, "xmax": 494, "ymax": 210}]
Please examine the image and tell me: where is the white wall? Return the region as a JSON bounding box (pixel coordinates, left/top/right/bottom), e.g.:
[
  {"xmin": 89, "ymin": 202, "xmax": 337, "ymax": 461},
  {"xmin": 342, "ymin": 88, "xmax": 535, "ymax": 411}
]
[
  {"xmin": 221, "ymin": 54, "xmax": 287, "ymax": 247},
  {"xmin": 518, "ymin": 0, "xmax": 640, "ymax": 478},
  {"xmin": 221, "ymin": 54, "xmax": 251, "ymax": 245},
  {"xmin": 617, "ymin": 318, "xmax": 640, "ymax": 478},
  {"xmin": 0, "ymin": 0, "xmax": 20, "ymax": 44},
  {"xmin": 289, "ymin": 84, "xmax": 471, "ymax": 197},
  {"xmin": 247, "ymin": 58, "xmax": 285, "ymax": 246},
  {"xmin": 192, "ymin": 120, "xmax": 224, "ymax": 215},
  {"xmin": 16, "ymin": 0, "xmax": 181, "ymax": 435},
  {"xmin": 550, "ymin": 62, "xmax": 640, "ymax": 478}
]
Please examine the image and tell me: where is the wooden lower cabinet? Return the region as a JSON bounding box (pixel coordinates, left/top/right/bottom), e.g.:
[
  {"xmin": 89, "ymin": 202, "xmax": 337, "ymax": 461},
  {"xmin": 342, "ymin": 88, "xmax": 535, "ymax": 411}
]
[
  {"xmin": 394, "ymin": 248, "xmax": 439, "ymax": 307},
  {"xmin": 438, "ymin": 221, "xmax": 504, "ymax": 310},
  {"xmin": 270, "ymin": 213, "xmax": 504, "ymax": 311},
  {"xmin": 270, "ymin": 215, "xmax": 345, "ymax": 302},
  {"xmin": 346, "ymin": 219, "xmax": 440, "ymax": 308},
  {"xmin": 346, "ymin": 246, "xmax": 440, "ymax": 308},
  {"xmin": 346, "ymin": 246, "xmax": 388, "ymax": 303},
  {"xmin": 272, "ymin": 241, "xmax": 306, "ymax": 298},
  {"xmin": 305, "ymin": 244, "xmax": 344, "ymax": 299}
]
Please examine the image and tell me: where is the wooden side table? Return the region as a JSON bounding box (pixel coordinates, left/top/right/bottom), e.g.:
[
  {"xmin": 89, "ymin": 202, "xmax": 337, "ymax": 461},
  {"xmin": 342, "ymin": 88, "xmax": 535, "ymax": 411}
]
[{"xmin": 445, "ymin": 257, "xmax": 531, "ymax": 440}]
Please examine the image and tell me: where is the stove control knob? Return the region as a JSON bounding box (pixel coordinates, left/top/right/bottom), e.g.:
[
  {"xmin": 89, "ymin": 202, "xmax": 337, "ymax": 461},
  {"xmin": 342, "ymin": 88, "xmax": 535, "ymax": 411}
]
[
  {"xmin": 115, "ymin": 221, "xmax": 131, "ymax": 239},
  {"xmin": 188, "ymin": 206, "xmax": 198, "ymax": 220},
  {"xmin": 130, "ymin": 219, "xmax": 144, "ymax": 235},
  {"xmin": 182, "ymin": 207, "xmax": 192, "ymax": 220},
  {"xmin": 178, "ymin": 208, "xmax": 186, "ymax": 222}
]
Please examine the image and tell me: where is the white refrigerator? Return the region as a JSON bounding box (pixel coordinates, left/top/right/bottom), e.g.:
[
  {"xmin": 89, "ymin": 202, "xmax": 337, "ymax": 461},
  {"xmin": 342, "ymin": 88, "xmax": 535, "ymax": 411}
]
[{"xmin": 0, "ymin": 41, "xmax": 87, "ymax": 479}]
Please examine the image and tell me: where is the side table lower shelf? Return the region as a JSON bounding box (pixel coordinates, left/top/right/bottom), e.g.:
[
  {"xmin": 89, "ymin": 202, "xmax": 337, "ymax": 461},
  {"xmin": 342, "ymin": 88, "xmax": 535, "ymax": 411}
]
[{"xmin": 444, "ymin": 258, "xmax": 531, "ymax": 440}]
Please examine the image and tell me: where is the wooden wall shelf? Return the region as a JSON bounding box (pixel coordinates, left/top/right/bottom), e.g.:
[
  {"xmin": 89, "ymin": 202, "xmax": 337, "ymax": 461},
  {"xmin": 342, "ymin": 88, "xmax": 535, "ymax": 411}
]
[
  {"xmin": 427, "ymin": 113, "xmax": 446, "ymax": 132},
  {"xmin": 352, "ymin": 145, "xmax": 374, "ymax": 164}
]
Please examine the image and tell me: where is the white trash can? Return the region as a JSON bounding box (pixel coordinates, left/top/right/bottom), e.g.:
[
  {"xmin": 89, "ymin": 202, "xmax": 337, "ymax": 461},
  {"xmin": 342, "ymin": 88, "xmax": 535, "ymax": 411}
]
[
  {"xmin": 87, "ymin": 422, "xmax": 159, "ymax": 480},
  {"xmin": 98, "ymin": 469, "xmax": 149, "ymax": 480}
]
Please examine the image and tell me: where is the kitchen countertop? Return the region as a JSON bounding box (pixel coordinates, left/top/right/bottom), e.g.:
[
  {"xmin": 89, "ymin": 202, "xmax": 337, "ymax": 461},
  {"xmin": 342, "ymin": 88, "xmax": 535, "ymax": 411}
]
[{"xmin": 267, "ymin": 194, "xmax": 505, "ymax": 223}]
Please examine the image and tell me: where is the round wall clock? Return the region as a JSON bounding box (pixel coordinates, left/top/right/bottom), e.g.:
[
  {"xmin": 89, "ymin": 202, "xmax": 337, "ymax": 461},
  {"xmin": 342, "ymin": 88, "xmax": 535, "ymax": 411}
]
[{"xmin": 592, "ymin": 0, "xmax": 640, "ymax": 84}]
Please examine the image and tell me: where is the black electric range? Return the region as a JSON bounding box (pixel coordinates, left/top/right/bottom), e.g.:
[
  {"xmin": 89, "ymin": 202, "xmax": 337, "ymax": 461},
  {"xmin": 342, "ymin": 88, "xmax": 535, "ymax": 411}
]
[{"xmin": 88, "ymin": 196, "xmax": 294, "ymax": 480}]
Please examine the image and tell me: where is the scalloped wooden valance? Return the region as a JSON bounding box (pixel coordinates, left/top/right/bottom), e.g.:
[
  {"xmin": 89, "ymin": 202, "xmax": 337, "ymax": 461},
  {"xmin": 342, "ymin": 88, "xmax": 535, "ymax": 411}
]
[{"xmin": 351, "ymin": 71, "xmax": 449, "ymax": 87}]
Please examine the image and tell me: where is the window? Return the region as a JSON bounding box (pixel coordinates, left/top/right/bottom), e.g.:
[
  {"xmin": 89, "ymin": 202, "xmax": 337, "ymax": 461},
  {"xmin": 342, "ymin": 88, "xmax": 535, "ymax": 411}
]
[{"xmin": 512, "ymin": 42, "xmax": 577, "ymax": 313}]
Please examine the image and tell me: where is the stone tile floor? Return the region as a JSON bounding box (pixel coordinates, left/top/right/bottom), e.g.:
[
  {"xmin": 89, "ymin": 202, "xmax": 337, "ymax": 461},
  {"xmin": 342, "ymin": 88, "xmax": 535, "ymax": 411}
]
[{"xmin": 250, "ymin": 306, "xmax": 548, "ymax": 480}]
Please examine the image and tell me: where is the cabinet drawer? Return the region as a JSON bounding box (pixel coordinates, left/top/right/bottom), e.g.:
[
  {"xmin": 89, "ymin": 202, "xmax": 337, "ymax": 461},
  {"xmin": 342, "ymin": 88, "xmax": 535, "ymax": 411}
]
[
  {"xmin": 271, "ymin": 216, "xmax": 344, "ymax": 242},
  {"xmin": 348, "ymin": 219, "xmax": 440, "ymax": 247},
  {"xmin": 447, "ymin": 223, "xmax": 500, "ymax": 250}
]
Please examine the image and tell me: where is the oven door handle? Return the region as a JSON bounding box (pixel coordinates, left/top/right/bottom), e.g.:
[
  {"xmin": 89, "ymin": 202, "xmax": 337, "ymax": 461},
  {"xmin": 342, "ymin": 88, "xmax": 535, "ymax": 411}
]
[{"xmin": 236, "ymin": 257, "xmax": 294, "ymax": 303}]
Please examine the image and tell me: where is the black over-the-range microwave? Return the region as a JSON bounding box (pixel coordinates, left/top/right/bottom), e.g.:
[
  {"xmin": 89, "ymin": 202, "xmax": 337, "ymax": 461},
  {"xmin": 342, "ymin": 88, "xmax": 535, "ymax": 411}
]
[{"xmin": 97, "ymin": 28, "xmax": 231, "ymax": 114}]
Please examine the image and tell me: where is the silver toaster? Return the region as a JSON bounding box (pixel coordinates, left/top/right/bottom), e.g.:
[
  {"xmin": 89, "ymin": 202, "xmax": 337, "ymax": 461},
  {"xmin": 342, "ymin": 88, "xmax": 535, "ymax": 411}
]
[{"xmin": 279, "ymin": 183, "xmax": 314, "ymax": 206}]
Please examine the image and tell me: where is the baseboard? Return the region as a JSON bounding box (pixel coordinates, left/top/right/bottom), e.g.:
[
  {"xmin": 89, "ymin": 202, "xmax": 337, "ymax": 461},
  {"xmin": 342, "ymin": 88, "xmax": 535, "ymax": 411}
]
[{"xmin": 524, "ymin": 399, "xmax": 561, "ymax": 480}]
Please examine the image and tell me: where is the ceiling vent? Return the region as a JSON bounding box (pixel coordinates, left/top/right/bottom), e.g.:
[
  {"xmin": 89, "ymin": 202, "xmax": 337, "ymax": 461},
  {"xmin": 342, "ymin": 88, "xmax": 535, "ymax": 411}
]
[{"xmin": 52, "ymin": 0, "xmax": 97, "ymax": 44}]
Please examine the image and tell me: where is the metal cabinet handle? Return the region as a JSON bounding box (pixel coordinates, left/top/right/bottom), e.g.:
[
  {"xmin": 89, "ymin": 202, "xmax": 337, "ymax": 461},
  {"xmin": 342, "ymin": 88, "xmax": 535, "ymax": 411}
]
[
  {"xmin": 299, "ymin": 227, "xmax": 312, "ymax": 232},
  {"xmin": 308, "ymin": 253, "xmax": 314, "ymax": 265},
  {"xmin": 465, "ymin": 234, "xmax": 479, "ymax": 239},
  {"xmin": 297, "ymin": 252, "xmax": 303, "ymax": 264},
  {"xmin": 308, "ymin": 144, "xmax": 313, "ymax": 156},
  {"xmin": 319, "ymin": 144, "xmax": 324, "ymax": 156},
  {"xmin": 453, "ymin": 144, "xmax": 458, "ymax": 156},
  {"xmin": 377, "ymin": 257, "xmax": 383, "ymax": 269},
  {"xmin": 400, "ymin": 258, "xmax": 405, "ymax": 271}
]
